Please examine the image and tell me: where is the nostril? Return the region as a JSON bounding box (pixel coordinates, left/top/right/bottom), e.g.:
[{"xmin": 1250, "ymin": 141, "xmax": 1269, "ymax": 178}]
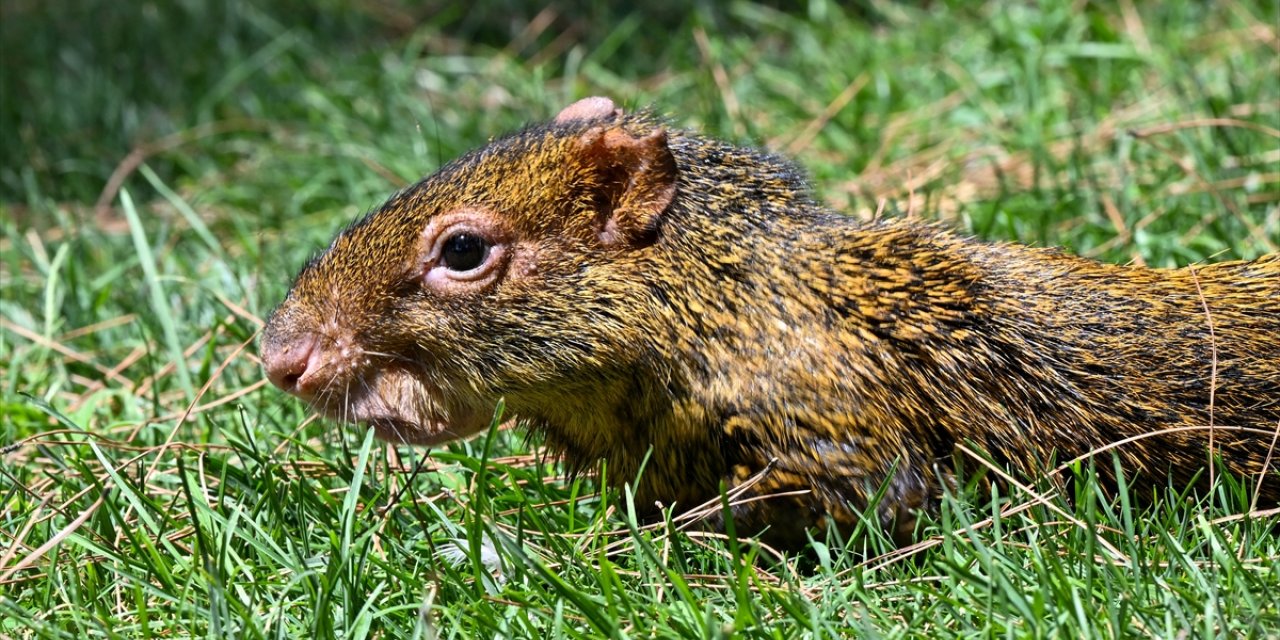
[{"xmin": 263, "ymin": 333, "xmax": 318, "ymax": 396}]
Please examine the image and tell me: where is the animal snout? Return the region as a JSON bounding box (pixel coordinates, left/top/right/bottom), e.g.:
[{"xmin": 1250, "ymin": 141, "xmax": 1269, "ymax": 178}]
[{"xmin": 261, "ymin": 332, "xmax": 320, "ymax": 398}]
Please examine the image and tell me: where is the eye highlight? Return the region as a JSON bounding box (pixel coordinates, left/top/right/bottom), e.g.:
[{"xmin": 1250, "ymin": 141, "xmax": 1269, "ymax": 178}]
[{"xmin": 440, "ymin": 233, "xmax": 490, "ymax": 272}]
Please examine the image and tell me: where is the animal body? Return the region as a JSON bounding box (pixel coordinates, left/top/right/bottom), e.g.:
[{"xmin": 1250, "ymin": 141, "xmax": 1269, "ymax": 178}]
[{"xmin": 261, "ymin": 97, "xmax": 1280, "ymax": 546}]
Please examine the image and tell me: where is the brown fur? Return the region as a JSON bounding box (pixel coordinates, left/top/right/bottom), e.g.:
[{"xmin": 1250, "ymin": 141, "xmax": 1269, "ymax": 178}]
[{"xmin": 261, "ymin": 98, "xmax": 1280, "ymax": 548}]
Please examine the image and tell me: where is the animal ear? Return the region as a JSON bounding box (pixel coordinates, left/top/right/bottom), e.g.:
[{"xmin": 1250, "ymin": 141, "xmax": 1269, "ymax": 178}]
[
  {"xmin": 555, "ymin": 96, "xmax": 623, "ymax": 124},
  {"xmin": 575, "ymin": 125, "xmax": 678, "ymax": 247}
]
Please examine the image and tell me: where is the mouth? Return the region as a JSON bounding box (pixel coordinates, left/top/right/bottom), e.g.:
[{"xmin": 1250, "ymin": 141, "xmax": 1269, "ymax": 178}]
[{"xmin": 304, "ymin": 367, "xmax": 493, "ymax": 446}]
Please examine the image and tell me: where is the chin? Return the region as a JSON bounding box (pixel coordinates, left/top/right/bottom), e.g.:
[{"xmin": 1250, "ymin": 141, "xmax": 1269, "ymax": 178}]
[{"xmin": 365, "ymin": 415, "xmax": 489, "ymax": 446}]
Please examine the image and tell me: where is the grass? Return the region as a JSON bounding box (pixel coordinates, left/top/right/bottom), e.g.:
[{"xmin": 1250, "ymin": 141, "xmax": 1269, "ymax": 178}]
[{"xmin": 2, "ymin": 0, "xmax": 1278, "ymax": 637}]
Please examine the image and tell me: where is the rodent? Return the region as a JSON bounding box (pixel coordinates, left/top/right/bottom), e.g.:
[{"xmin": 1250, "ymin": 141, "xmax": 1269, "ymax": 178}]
[{"xmin": 261, "ymin": 96, "xmax": 1280, "ymax": 548}]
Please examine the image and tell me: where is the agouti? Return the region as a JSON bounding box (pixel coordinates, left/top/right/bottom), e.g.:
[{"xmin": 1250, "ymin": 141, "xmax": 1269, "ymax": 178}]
[{"xmin": 261, "ymin": 96, "xmax": 1280, "ymax": 547}]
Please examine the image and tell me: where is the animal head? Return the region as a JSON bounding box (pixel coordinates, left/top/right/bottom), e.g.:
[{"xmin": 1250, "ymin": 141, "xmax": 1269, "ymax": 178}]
[{"xmin": 260, "ymin": 97, "xmax": 678, "ymax": 444}]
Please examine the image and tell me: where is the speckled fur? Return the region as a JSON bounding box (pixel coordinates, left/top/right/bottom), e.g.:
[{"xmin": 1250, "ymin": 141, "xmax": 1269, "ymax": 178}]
[{"xmin": 263, "ymin": 105, "xmax": 1280, "ymax": 548}]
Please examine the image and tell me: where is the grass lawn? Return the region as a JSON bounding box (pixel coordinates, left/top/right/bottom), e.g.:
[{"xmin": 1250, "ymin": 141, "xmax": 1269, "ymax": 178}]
[{"xmin": 2, "ymin": 0, "xmax": 1278, "ymax": 637}]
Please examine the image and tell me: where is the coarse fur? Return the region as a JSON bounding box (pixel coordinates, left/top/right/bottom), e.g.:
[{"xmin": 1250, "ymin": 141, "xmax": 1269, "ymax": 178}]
[{"xmin": 261, "ymin": 98, "xmax": 1280, "ymax": 548}]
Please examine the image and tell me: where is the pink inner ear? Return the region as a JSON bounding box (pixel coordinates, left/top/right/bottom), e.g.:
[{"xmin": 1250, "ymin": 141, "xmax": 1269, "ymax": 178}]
[{"xmin": 555, "ymin": 96, "xmax": 622, "ymax": 124}]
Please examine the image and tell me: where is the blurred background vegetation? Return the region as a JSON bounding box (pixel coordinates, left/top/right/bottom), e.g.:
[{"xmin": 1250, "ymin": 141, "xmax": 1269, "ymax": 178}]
[{"xmin": 5, "ymin": 0, "xmax": 1276, "ymax": 260}]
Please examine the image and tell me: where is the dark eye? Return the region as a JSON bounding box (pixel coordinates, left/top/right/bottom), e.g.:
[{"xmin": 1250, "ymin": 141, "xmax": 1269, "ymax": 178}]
[{"xmin": 440, "ymin": 233, "xmax": 490, "ymax": 272}]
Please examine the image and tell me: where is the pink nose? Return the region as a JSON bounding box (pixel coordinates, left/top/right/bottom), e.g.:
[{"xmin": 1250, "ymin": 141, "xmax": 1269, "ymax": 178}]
[{"xmin": 262, "ymin": 333, "xmax": 318, "ymax": 397}]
